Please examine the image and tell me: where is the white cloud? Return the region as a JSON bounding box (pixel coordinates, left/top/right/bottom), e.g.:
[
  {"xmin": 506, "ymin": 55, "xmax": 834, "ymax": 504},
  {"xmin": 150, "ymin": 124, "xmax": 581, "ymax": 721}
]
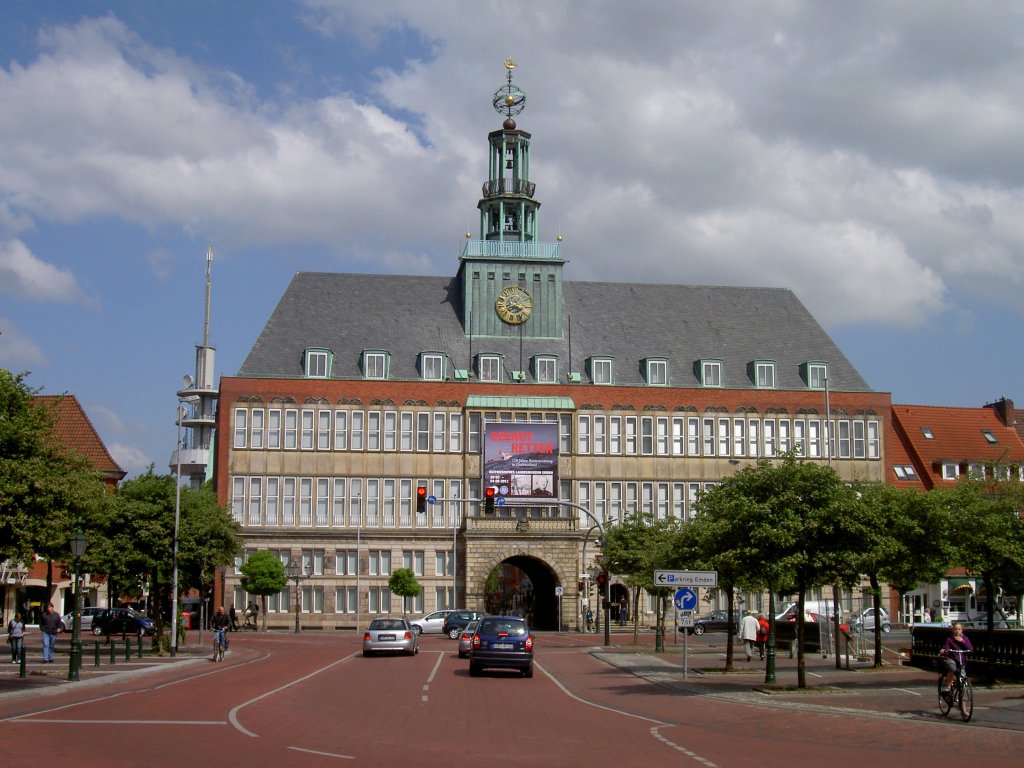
[
  {"xmin": 0, "ymin": 317, "xmax": 48, "ymax": 367},
  {"xmin": 107, "ymin": 441, "xmax": 155, "ymax": 478},
  {"xmin": 0, "ymin": 240, "xmax": 89, "ymax": 302}
]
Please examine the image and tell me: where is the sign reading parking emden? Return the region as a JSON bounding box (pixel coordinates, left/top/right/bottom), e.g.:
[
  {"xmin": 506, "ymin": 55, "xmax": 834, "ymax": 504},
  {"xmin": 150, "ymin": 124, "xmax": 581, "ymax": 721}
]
[{"xmin": 654, "ymin": 570, "xmax": 718, "ymax": 587}]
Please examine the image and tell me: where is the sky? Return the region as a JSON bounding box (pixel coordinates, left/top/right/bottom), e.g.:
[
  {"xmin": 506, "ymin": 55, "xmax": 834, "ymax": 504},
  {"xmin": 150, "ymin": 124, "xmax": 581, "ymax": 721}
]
[{"xmin": 2, "ymin": 1, "xmax": 1023, "ymax": 479}]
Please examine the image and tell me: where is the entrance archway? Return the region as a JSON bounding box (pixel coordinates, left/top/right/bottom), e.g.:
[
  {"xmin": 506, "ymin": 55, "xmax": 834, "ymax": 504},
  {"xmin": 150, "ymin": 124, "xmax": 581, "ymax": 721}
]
[{"xmin": 483, "ymin": 555, "xmax": 560, "ymax": 631}]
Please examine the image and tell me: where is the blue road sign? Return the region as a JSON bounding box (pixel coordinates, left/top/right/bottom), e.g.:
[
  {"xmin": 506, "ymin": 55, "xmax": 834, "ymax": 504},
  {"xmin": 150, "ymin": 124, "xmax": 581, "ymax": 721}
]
[
  {"xmin": 427, "ymin": 495, "xmax": 437, "ymax": 505},
  {"xmin": 496, "ymin": 496, "xmax": 506, "ymax": 506},
  {"xmin": 674, "ymin": 588, "xmax": 698, "ymax": 611}
]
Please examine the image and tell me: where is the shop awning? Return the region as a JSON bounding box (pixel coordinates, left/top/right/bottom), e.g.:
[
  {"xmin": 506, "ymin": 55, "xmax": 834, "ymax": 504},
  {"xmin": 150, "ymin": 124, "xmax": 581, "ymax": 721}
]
[{"xmin": 948, "ymin": 577, "xmax": 974, "ymax": 592}]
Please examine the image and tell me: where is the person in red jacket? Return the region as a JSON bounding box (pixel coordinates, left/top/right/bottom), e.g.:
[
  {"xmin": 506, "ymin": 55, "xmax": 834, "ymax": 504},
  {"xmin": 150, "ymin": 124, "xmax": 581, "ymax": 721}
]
[{"xmin": 755, "ymin": 612, "xmax": 770, "ymax": 660}]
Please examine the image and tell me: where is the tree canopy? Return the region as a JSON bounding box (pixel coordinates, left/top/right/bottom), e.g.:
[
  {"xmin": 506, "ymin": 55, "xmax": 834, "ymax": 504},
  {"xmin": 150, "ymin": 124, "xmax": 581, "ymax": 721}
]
[
  {"xmin": 239, "ymin": 550, "xmax": 287, "ymax": 631},
  {"xmin": 389, "ymin": 568, "xmax": 422, "ymax": 614}
]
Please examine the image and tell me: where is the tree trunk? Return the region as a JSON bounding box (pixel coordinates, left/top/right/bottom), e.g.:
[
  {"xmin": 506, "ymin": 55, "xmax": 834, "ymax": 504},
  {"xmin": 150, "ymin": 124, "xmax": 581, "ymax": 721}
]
[
  {"xmin": 796, "ymin": 590, "xmax": 807, "ymax": 689},
  {"xmin": 870, "ymin": 575, "xmax": 883, "ymax": 667},
  {"xmin": 725, "ymin": 585, "xmax": 736, "ymax": 671}
]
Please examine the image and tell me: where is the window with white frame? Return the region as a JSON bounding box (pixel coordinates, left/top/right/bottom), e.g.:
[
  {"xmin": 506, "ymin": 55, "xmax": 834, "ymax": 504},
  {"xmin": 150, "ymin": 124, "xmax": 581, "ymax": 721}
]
[
  {"xmin": 577, "ymin": 415, "xmax": 591, "ymax": 454},
  {"xmin": 479, "ymin": 355, "xmax": 501, "ymax": 382},
  {"xmin": 421, "ymin": 352, "xmax": 444, "ymax": 381},
  {"xmin": 646, "ymin": 359, "xmax": 668, "ymax": 386},
  {"xmin": 333, "ymin": 410, "xmax": 348, "ymax": 450},
  {"xmin": 233, "ymin": 408, "xmax": 248, "ymax": 448},
  {"xmin": 590, "ymin": 357, "xmax": 613, "ymax": 384},
  {"xmin": 368, "ymin": 550, "xmax": 392, "ymax": 576},
  {"xmin": 284, "ymin": 409, "xmax": 298, "ymax": 449},
  {"xmin": 268, "ymin": 408, "xmax": 281, "ymax": 449},
  {"xmin": 535, "ymin": 356, "xmax": 557, "ymax": 383},
  {"xmin": 266, "ymin": 477, "xmax": 279, "ymax": 525},
  {"xmin": 806, "ymin": 362, "xmax": 828, "ymax": 389},
  {"xmin": 368, "ymin": 587, "xmax": 392, "ymax": 613},
  {"xmin": 941, "ymin": 462, "xmax": 959, "ymax": 480},
  {"xmin": 968, "ymin": 463, "xmax": 985, "ymax": 480},
  {"xmin": 754, "ymin": 361, "xmax": 775, "ymax": 388},
  {"xmin": 435, "ymin": 551, "xmax": 453, "ymax": 577},
  {"xmin": 335, "ymin": 550, "xmax": 357, "ymax": 575},
  {"xmin": 893, "ymin": 465, "xmax": 918, "ymax": 480},
  {"xmin": 335, "ymin": 587, "xmax": 357, "ymax": 613},
  {"xmin": 363, "ymin": 351, "xmax": 387, "ymax": 379},
  {"xmin": 701, "ymin": 360, "xmax": 722, "ymax": 387},
  {"xmin": 403, "ymin": 550, "xmax": 425, "ymax": 576},
  {"xmin": 305, "ymin": 349, "xmax": 329, "ymax": 378},
  {"xmin": 250, "ymin": 409, "xmax": 264, "ymax": 449},
  {"xmin": 995, "ymin": 465, "xmax": 1010, "ymax": 481}
]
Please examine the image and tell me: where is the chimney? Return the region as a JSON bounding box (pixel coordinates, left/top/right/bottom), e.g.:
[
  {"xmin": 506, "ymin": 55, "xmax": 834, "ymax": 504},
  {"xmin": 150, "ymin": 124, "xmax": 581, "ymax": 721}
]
[{"xmin": 984, "ymin": 397, "xmax": 1016, "ymax": 427}]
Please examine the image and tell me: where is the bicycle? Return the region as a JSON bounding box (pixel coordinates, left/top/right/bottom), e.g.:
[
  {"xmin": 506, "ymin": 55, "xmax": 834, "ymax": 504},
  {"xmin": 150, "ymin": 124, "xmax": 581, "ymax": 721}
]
[
  {"xmin": 937, "ymin": 649, "xmax": 973, "ymax": 722},
  {"xmin": 212, "ymin": 627, "xmax": 228, "ymax": 662}
]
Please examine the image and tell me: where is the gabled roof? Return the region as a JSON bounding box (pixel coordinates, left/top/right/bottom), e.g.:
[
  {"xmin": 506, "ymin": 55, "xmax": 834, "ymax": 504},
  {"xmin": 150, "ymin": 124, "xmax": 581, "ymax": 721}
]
[
  {"xmin": 238, "ymin": 272, "xmax": 872, "ymax": 392},
  {"xmin": 32, "ymin": 395, "xmax": 125, "ymax": 481},
  {"xmin": 891, "ymin": 403, "xmax": 1024, "ymax": 489}
]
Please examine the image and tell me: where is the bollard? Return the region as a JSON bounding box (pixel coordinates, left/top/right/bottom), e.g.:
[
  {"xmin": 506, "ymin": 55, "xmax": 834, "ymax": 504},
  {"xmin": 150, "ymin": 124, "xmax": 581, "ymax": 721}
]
[
  {"xmin": 138, "ymin": 635, "xmax": 143, "ymax": 659},
  {"xmin": 94, "ymin": 640, "xmax": 100, "ymax": 666},
  {"xmin": 125, "ymin": 637, "xmax": 131, "ymax": 661},
  {"xmin": 109, "ymin": 640, "xmax": 116, "ymax": 664},
  {"xmin": 19, "ymin": 649, "xmax": 26, "ymax": 679}
]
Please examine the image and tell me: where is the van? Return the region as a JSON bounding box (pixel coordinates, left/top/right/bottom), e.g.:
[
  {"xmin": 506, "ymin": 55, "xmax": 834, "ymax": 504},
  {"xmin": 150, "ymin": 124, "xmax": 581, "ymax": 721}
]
[{"xmin": 775, "ymin": 600, "xmax": 840, "ymax": 623}]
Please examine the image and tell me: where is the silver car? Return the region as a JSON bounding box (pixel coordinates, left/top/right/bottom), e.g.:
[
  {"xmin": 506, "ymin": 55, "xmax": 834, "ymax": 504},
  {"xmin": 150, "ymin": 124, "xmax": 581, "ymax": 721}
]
[
  {"xmin": 362, "ymin": 617, "xmax": 419, "ymax": 657},
  {"xmin": 60, "ymin": 606, "xmax": 105, "ymax": 633},
  {"xmin": 849, "ymin": 607, "xmax": 892, "ymax": 633},
  {"xmin": 409, "ymin": 609, "xmax": 457, "ymax": 635},
  {"xmin": 457, "ymin": 620, "xmax": 479, "ymax": 658}
]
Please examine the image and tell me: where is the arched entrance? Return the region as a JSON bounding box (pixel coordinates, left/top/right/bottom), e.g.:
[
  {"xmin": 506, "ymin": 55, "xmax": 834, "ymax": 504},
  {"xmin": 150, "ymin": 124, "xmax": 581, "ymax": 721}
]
[{"xmin": 482, "ymin": 555, "xmax": 560, "ymax": 631}]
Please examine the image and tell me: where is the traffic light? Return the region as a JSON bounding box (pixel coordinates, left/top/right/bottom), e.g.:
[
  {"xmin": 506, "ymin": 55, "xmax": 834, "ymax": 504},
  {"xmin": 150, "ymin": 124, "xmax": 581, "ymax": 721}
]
[
  {"xmin": 416, "ymin": 486, "xmax": 427, "ymax": 514},
  {"xmin": 596, "ymin": 571, "xmax": 607, "ymax": 592},
  {"xmin": 484, "ymin": 486, "xmax": 496, "ymax": 514}
]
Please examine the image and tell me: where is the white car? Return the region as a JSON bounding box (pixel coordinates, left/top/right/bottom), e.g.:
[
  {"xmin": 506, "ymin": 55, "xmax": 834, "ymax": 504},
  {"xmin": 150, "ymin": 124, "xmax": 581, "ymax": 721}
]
[
  {"xmin": 409, "ymin": 609, "xmax": 458, "ymax": 635},
  {"xmin": 59, "ymin": 606, "xmax": 106, "ymax": 633},
  {"xmin": 849, "ymin": 607, "xmax": 892, "ymax": 633}
]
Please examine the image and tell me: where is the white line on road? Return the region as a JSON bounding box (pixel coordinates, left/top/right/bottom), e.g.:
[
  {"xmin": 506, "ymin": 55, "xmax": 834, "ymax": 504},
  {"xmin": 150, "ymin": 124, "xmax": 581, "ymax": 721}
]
[
  {"xmin": 421, "ymin": 651, "xmax": 445, "ymax": 702},
  {"xmin": 288, "ymin": 745, "xmax": 355, "ymax": 760}
]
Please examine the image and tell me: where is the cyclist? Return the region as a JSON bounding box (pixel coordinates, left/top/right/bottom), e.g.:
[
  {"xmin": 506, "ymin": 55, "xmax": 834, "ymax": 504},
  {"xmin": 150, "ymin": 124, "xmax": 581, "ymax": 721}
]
[
  {"xmin": 211, "ymin": 605, "xmax": 231, "ymax": 658},
  {"xmin": 939, "ymin": 622, "xmax": 973, "ymax": 697}
]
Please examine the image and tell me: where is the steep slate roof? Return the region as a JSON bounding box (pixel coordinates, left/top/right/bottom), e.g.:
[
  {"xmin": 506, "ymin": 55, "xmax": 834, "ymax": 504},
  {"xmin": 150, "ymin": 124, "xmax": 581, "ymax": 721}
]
[
  {"xmin": 32, "ymin": 395, "xmax": 125, "ymax": 480},
  {"xmin": 891, "ymin": 403, "xmax": 1024, "ymax": 489},
  {"xmin": 238, "ymin": 272, "xmax": 872, "ymax": 392}
]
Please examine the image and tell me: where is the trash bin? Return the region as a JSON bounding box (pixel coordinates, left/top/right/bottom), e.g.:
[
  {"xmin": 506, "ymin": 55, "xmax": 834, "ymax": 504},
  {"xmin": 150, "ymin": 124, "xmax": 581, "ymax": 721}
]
[{"xmin": 181, "ymin": 610, "xmax": 191, "ymax": 630}]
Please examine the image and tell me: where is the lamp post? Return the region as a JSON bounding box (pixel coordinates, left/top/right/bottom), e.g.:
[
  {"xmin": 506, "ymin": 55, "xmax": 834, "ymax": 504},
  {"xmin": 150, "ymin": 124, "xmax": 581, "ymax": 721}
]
[
  {"xmin": 67, "ymin": 532, "xmax": 88, "ymax": 682},
  {"xmin": 286, "ymin": 560, "xmax": 313, "ymax": 634}
]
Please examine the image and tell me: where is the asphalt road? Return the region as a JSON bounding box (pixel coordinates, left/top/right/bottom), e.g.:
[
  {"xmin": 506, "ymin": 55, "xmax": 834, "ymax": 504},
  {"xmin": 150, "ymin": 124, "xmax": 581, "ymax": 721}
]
[{"xmin": 0, "ymin": 629, "xmax": 1021, "ymax": 767}]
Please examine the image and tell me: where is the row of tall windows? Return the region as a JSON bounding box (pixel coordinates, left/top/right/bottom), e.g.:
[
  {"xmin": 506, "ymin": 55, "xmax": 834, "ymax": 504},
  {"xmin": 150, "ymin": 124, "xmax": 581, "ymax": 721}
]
[
  {"xmin": 577, "ymin": 480, "xmax": 718, "ymax": 524},
  {"xmin": 576, "ymin": 415, "xmax": 880, "ymax": 460},
  {"xmin": 230, "ymin": 477, "xmax": 464, "ymax": 528}
]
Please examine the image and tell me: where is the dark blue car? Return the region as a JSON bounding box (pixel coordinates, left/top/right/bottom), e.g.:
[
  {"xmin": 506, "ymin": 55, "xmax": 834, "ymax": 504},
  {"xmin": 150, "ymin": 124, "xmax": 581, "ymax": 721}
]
[{"xmin": 469, "ymin": 616, "xmax": 534, "ymax": 678}]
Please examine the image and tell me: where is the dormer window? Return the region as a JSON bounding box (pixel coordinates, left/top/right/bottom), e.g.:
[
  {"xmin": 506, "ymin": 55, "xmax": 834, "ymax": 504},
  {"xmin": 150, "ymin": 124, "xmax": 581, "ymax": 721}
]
[
  {"xmin": 804, "ymin": 361, "xmax": 828, "ymax": 389},
  {"xmin": 420, "ymin": 352, "xmax": 444, "ymax": 381},
  {"xmin": 982, "ymin": 429, "xmax": 998, "ymax": 444},
  {"xmin": 645, "ymin": 358, "xmax": 668, "ymax": 386},
  {"xmin": 751, "ymin": 360, "xmax": 776, "ymax": 388},
  {"xmin": 699, "ymin": 359, "xmax": 722, "ymax": 388},
  {"xmin": 362, "ymin": 350, "xmax": 388, "ymax": 380},
  {"xmin": 533, "ymin": 356, "xmax": 557, "ymax": 384},
  {"xmin": 589, "ymin": 357, "xmax": 613, "ymax": 385},
  {"xmin": 304, "ymin": 348, "xmax": 330, "ymax": 378},
  {"xmin": 478, "ymin": 354, "xmax": 502, "ymax": 382},
  {"xmin": 922, "ymin": 427, "xmax": 934, "ymax": 439}
]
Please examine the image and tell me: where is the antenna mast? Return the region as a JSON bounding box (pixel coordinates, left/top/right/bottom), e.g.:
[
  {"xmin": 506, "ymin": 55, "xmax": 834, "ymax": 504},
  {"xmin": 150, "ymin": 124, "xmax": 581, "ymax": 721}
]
[{"xmin": 203, "ymin": 245, "xmax": 213, "ymax": 348}]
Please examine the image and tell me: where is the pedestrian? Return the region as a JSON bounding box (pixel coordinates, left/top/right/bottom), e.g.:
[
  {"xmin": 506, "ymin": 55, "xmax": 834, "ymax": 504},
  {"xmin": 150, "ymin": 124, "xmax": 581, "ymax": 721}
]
[
  {"xmin": 229, "ymin": 604, "xmax": 238, "ymax": 632},
  {"xmin": 618, "ymin": 596, "xmax": 628, "ymax": 626},
  {"xmin": 585, "ymin": 607, "xmax": 593, "ymax": 633},
  {"xmin": 8, "ymin": 612, "xmax": 25, "ymax": 663},
  {"xmin": 756, "ymin": 612, "xmax": 769, "ymax": 660},
  {"xmin": 39, "ymin": 602, "xmax": 62, "ymax": 663},
  {"xmin": 740, "ymin": 610, "xmax": 759, "ymax": 661}
]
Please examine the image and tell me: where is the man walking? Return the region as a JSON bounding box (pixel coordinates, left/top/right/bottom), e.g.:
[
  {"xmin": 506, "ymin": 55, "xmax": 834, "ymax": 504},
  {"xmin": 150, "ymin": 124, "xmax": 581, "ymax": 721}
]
[
  {"xmin": 740, "ymin": 610, "xmax": 760, "ymax": 661},
  {"xmin": 39, "ymin": 602, "xmax": 62, "ymax": 663}
]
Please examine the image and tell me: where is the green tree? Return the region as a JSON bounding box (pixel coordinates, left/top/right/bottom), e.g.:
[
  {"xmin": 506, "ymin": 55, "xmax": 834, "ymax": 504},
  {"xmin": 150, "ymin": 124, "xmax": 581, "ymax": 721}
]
[
  {"xmin": 239, "ymin": 551, "xmax": 287, "ymax": 631},
  {"xmin": 602, "ymin": 511, "xmax": 683, "ymax": 649},
  {"xmin": 389, "ymin": 568, "xmax": 422, "ymax": 615}
]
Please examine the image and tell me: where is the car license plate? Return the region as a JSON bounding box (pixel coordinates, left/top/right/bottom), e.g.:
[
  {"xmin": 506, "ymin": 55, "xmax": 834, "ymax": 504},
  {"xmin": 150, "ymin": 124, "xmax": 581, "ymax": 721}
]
[
  {"xmin": 378, "ymin": 634, "xmax": 395, "ymax": 641},
  {"xmin": 493, "ymin": 642, "xmax": 513, "ymax": 649}
]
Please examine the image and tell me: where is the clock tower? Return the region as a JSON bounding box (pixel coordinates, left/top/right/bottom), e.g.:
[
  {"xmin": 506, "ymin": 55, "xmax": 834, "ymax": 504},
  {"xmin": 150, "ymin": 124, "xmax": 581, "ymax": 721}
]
[{"xmin": 459, "ymin": 59, "xmax": 565, "ymax": 340}]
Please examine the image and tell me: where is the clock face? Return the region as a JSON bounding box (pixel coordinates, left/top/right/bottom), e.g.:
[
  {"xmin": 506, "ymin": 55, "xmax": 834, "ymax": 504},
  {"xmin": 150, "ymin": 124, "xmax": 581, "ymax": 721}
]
[{"xmin": 495, "ymin": 285, "xmax": 533, "ymax": 325}]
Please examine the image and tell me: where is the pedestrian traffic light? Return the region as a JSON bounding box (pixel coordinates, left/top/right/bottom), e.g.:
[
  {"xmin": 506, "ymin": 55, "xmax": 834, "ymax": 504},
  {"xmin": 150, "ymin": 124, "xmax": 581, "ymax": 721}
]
[
  {"xmin": 416, "ymin": 486, "xmax": 427, "ymax": 513},
  {"xmin": 484, "ymin": 486, "xmax": 496, "ymax": 514}
]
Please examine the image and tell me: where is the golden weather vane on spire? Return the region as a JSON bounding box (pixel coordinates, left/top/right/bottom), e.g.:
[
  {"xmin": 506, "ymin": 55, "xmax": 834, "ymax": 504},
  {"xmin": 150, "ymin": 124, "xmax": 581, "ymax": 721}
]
[{"xmin": 493, "ymin": 57, "xmax": 526, "ymax": 126}]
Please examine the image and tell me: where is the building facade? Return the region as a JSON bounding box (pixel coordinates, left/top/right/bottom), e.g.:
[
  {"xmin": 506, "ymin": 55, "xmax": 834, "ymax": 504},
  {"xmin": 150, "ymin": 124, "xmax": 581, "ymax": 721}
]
[{"xmin": 214, "ymin": 63, "xmax": 890, "ymax": 630}]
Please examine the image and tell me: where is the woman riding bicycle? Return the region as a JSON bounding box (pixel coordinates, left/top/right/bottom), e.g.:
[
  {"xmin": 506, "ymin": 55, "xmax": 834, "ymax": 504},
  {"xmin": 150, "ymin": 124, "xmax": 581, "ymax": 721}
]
[
  {"xmin": 939, "ymin": 622, "xmax": 973, "ymax": 696},
  {"xmin": 211, "ymin": 605, "xmax": 231, "ymax": 659}
]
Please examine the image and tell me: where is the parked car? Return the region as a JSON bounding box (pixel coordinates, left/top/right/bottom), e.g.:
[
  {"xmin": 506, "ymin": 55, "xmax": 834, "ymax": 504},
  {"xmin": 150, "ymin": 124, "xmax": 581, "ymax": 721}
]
[
  {"xmin": 362, "ymin": 617, "xmax": 419, "ymax": 657},
  {"xmin": 682, "ymin": 610, "xmax": 739, "ymax": 636},
  {"xmin": 60, "ymin": 606, "xmax": 105, "ymax": 633},
  {"xmin": 443, "ymin": 610, "xmax": 485, "ymax": 639},
  {"xmin": 848, "ymin": 607, "xmax": 892, "ymax": 633},
  {"xmin": 410, "ymin": 609, "xmax": 458, "ymax": 635},
  {"xmin": 469, "ymin": 615, "xmax": 535, "ymax": 677},
  {"xmin": 92, "ymin": 607, "xmax": 156, "ymax": 637},
  {"xmin": 457, "ymin": 620, "xmax": 479, "ymax": 659}
]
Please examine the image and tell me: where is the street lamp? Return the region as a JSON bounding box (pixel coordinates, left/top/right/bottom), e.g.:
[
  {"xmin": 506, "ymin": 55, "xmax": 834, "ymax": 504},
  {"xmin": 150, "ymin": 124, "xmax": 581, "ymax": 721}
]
[
  {"xmin": 286, "ymin": 559, "xmax": 313, "ymax": 634},
  {"xmin": 171, "ymin": 376, "xmax": 191, "ymax": 658},
  {"xmin": 67, "ymin": 532, "xmax": 88, "ymax": 682}
]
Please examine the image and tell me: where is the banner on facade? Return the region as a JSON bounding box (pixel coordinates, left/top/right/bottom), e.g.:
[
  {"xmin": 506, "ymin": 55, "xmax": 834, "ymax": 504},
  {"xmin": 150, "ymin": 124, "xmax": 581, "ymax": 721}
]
[{"xmin": 483, "ymin": 423, "xmax": 559, "ymax": 500}]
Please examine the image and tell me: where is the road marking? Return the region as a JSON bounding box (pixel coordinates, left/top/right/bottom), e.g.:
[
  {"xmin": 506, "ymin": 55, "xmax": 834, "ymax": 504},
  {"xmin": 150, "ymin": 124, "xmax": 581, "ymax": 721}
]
[
  {"xmin": 422, "ymin": 651, "xmax": 445, "ymax": 701},
  {"xmin": 538, "ymin": 660, "xmax": 719, "ymax": 767},
  {"xmin": 288, "ymin": 745, "xmax": 354, "ymax": 760},
  {"xmin": 229, "ymin": 652, "xmax": 358, "ymax": 737},
  {"xmin": 11, "ymin": 718, "xmax": 224, "ymax": 725}
]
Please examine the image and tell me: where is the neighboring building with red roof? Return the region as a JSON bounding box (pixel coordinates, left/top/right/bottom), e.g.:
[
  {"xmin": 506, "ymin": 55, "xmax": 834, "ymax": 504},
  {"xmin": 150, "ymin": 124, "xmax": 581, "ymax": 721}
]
[
  {"xmin": 886, "ymin": 397, "xmax": 1024, "ymax": 624},
  {"xmin": 5, "ymin": 395, "xmax": 125, "ymax": 623}
]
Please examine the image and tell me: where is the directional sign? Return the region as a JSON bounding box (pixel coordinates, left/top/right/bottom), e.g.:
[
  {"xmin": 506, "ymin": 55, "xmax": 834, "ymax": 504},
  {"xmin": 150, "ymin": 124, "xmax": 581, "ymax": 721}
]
[
  {"xmin": 496, "ymin": 496, "xmax": 506, "ymax": 506},
  {"xmin": 654, "ymin": 570, "xmax": 718, "ymax": 587},
  {"xmin": 555, "ymin": 586, "xmax": 563, "ymax": 597},
  {"xmin": 427, "ymin": 495, "xmax": 437, "ymax": 505},
  {"xmin": 674, "ymin": 588, "xmax": 698, "ymax": 611}
]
